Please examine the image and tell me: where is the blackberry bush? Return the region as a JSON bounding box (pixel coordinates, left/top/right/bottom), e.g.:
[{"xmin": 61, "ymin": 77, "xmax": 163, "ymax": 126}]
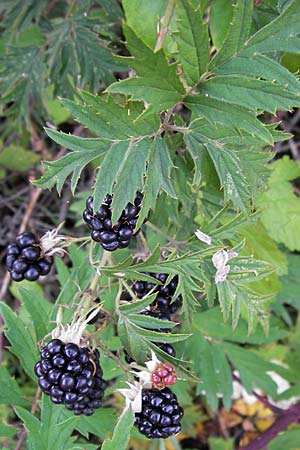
[
  {"xmin": 2, "ymin": 1, "xmax": 300, "ymax": 449},
  {"xmin": 134, "ymin": 388, "xmax": 183, "ymax": 439},
  {"xmin": 35, "ymin": 339, "xmax": 106, "ymax": 416},
  {"xmin": 83, "ymin": 192, "xmax": 143, "ymax": 251}
]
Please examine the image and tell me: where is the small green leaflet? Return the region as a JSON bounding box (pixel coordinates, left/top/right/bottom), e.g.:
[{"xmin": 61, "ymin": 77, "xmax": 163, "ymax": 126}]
[
  {"xmin": 0, "ymin": 366, "xmax": 30, "ymax": 407},
  {"xmin": 108, "ymin": 25, "xmax": 185, "ymax": 116},
  {"xmin": 0, "ymin": 303, "xmax": 39, "ymax": 380},
  {"xmin": 102, "ymin": 409, "xmax": 135, "ymax": 450},
  {"xmin": 136, "ymin": 138, "xmax": 177, "ymax": 228},
  {"xmin": 123, "ymin": 0, "xmax": 168, "ymax": 48},
  {"xmin": 175, "ymin": 0, "xmax": 210, "ymax": 86},
  {"xmin": 209, "ymin": 0, "xmax": 253, "ymax": 70},
  {"xmin": 259, "ymin": 157, "xmax": 300, "ymax": 251},
  {"xmin": 185, "ymin": 95, "xmax": 273, "ymax": 144},
  {"xmin": 199, "ymin": 76, "xmax": 300, "ymax": 114}
]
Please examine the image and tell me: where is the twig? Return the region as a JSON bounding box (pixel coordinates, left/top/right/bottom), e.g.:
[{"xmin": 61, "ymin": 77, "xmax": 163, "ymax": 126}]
[
  {"xmin": 238, "ymin": 402, "xmax": 300, "ymax": 450},
  {"xmin": 14, "ymin": 387, "xmax": 41, "ymax": 450},
  {"xmin": 232, "ymin": 374, "xmax": 283, "ymax": 415}
]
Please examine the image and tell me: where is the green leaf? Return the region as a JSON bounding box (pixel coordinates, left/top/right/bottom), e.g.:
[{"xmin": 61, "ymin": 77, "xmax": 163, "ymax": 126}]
[
  {"xmin": 0, "ymin": 367, "xmax": 30, "ymax": 406},
  {"xmin": 187, "ymin": 327, "xmax": 233, "ymax": 410},
  {"xmin": 0, "ymin": 145, "xmax": 40, "ymax": 171},
  {"xmin": 136, "ymin": 138, "xmax": 177, "ymax": 228},
  {"xmin": 175, "ymin": 0, "xmax": 210, "ymax": 85},
  {"xmin": 243, "ymin": 0, "xmax": 300, "ymax": 56},
  {"xmin": 259, "ymin": 157, "xmax": 300, "ymax": 251},
  {"xmin": 102, "ymin": 409, "xmax": 135, "ymax": 450},
  {"xmin": 210, "ymin": 0, "xmax": 233, "ymax": 49},
  {"xmin": 215, "ymin": 280, "xmax": 272, "ymax": 333},
  {"xmin": 128, "ymin": 313, "xmax": 177, "ymax": 329},
  {"xmin": 123, "ymin": 0, "xmax": 168, "ymax": 48},
  {"xmin": 267, "ymin": 428, "xmax": 300, "ymax": 450},
  {"xmin": 199, "ymin": 76, "xmax": 300, "ymax": 114},
  {"xmin": 14, "ymin": 406, "xmax": 43, "ymax": 450},
  {"xmin": 39, "ymin": 396, "xmax": 79, "ymax": 450},
  {"xmin": 0, "ymin": 45, "xmax": 46, "ymax": 125},
  {"xmin": 18, "ymin": 288, "xmax": 50, "ymax": 341},
  {"xmin": 34, "ymin": 144, "xmax": 109, "ymax": 194},
  {"xmin": 70, "ymin": 408, "xmax": 116, "ymax": 440},
  {"xmin": 44, "ymin": 128, "xmax": 107, "ymax": 152},
  {"xmin": 221, "ymin": 342, "xmax": 279, "ymax": 396},
  {"xmin": 205, "ymin": 143, "xmax": 250, "ymax": 212},
  {"xmin": 0, "ymin": 303, "xmax": 38, "ymax": 380},
  {"xmin": 119, "ymin": 293, "xmax": 158, "ymax": 314},
  {"xmin": 193, "ymin": 309, "xmax": 288, "ymax": 345},
  {"xmin": 118, "ymin": 314, "xmax": 189, "ymax": 363},
  {"xmin": 185, "ymin": 95, "xmax": 273, "ymax": 144},
  {"xmin": 209, "ymin": 437, "xmax": 234, "ymax": 450},
  {"xmin": 276, "ymin": 254, "xmax": 300, "ymax": 308},
  {"xmin": 215, "ymin": 54, "xmax": 300, "ymax": 94},
  {"xmin": 209, "ymin": 0, "xmax": 253, "ymax": 69},
  {"xmin": 108, "ymin": 26, "xmax": 185, "ymax": 116}
]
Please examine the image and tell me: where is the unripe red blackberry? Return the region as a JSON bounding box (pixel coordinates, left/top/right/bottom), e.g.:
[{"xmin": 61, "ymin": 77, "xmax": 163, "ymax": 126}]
[
  {"xmin": 5, "ymin": 232, "xmax": 53, "ymax": 282},
  {"xmin": 132, "ymin": 273, "xmax": 182, "ymax": 314},
  {"xmin": 83, "ymin": 192, "xmax": 144, "ymax": 251},
  {"xmin": 34, "ymin": 340, "xmax": 106, "ymax": 415},
  {"xmin": 134, "ymin": 388, "xmax": 183, "ymax": 439}
]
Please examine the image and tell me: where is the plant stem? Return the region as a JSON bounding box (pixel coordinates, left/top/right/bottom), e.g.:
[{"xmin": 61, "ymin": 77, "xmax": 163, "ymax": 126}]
[
  {"xmin": 154, "ymin": 0, "xmax": 176, "ymax": 52},
  {"xmin": 146, "ymin": 222, "xmax": 186, "ymax": 247},
  {"xmin": 238, "ymin": 402, "xmax": 300, "ymax": 450}
]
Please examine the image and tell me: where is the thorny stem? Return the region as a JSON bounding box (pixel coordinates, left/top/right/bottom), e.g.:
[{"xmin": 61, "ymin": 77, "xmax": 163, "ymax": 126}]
[
  {"xmin": 238, "ymin": 402, "xmax": 300, "ymax": 450},
  {"xmin": 154, "ymin": 0, "xmax": 176, "ymax": 52},
  {"xmin": 14, "ymin": 387, "xmax": 41, "ymax": 450}
]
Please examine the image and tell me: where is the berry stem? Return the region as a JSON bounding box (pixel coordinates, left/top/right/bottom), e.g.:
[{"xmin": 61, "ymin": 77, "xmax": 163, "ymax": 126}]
[{"xmin": 238, "ymin": 402, "xmax": 300, "ymax": 450}]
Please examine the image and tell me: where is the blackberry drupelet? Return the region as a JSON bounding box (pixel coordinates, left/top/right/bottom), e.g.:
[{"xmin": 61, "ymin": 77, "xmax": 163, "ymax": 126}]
[
  {"xmin": 5, "ymin": 232, "xmax": 53, "ymax": 282},
  {"xmin": 83, "ymin": 192, "xmax": 143, "ymax": 251},
  {"xmin": 124, "ymin": 310, "xmax": 176, "ymax": 364},
  {"xmin": 132, "ymin": 273, "xmax": 182, "ymax": 314},
  {"xmin": 34, "ymin": 339, "xmax": 106, "ymax": 415},
  {"xmin": 134, "ymin": 387, "xmax": 183, "ymax": 439}
]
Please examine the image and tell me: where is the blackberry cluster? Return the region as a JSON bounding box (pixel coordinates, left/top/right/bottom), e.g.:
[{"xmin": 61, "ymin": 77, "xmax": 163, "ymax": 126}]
[
  {"xmin": 5, "ymin": 232, "xmax": 53, "ymax": 282},
  {"xmin": 134, "ymin": 387, "xmax": 183, "ymax": 439},
  {"xmin": 83, "ymin": 192, "xmax": 143, "ymax": 251},
  {"xmin": 34, "ymin": 339, "xmax": 106, "ymax": 416},
  {"xmin": 133, "ymin": 273, "xmax": 182, "ymax": 314},
  {"xmin": 124, "ymin": 310, "xmax": 176, "ymax": 364}
]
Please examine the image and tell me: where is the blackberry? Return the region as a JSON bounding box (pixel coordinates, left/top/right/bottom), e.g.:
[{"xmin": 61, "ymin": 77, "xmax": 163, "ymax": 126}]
[
  {"xmin": 34, "ymin": 340, "xmax": 106, "ymax": 415},
  {"xmin": 5, "ymin": 232, "xmax": 53, "ymax": 282},
  {"xmin": 83, "ymin": 192, "xmax": 143, "ymax": 251},
  {"xmin": 124, "ymin": 310, "xmax": 176, "ymax": 364},
  {"xmin": 132, "ymin": 273, "xmax": 182, "ymax": 314},
  {"xmin": 134, "ymin": 388, "xmax": 183, "ymax": 439}
]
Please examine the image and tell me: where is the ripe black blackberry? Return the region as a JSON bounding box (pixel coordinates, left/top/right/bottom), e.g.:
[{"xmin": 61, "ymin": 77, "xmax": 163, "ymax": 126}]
[
  {"xmin": 134, "ymin": 387, "xmax": 183, "ymax": 439},
  {"xmin": 124, "ymin": 310, "xmax": 176, "ymax": 364},
  {"xmin": 5, "ymin": 232, "xmax": 53, "ymax": 282},
  {"xmin": 83, "ymin": 192, "xmax": 143, "ymax": 251},
  {"xmin": 133, "ymin": 273, "xmax": 182, "ymax": 314},
  {"xmin": 34, "ymin": 339, "xmax": 106, "ymax": 416}
]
